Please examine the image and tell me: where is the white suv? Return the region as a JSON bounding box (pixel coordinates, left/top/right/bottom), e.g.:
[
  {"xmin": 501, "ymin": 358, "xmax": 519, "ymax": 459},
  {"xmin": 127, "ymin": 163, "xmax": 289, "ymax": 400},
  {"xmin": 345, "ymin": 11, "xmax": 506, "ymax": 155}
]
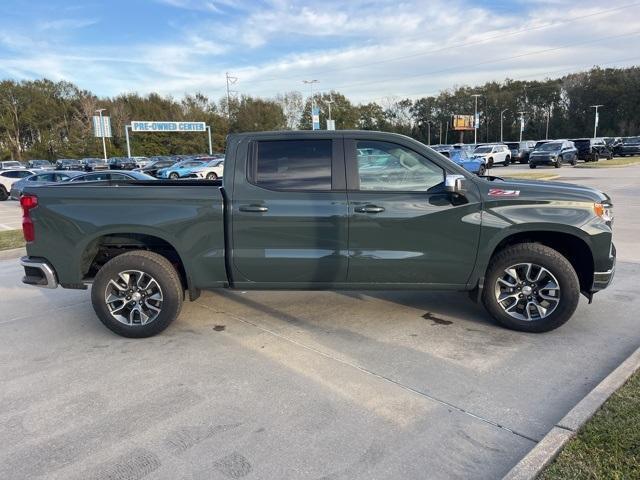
[{"xmin": 472, "ymin": 144, "xmax": 511, "ymax": 167}]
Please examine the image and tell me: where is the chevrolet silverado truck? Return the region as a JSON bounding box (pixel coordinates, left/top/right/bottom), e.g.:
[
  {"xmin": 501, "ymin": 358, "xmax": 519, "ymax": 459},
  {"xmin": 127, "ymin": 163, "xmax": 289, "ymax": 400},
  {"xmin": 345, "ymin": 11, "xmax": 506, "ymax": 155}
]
[{"xmin": 19, "ymin": 131, "xmax": 615, "ymax": 338}]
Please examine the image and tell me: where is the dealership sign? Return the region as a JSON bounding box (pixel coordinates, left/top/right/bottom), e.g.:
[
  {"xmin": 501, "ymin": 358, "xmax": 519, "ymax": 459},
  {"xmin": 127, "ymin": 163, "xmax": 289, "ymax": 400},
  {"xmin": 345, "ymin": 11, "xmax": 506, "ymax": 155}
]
[{"xmin": 131, "ymin": 121, "xmax": 206, "ymax": 132}]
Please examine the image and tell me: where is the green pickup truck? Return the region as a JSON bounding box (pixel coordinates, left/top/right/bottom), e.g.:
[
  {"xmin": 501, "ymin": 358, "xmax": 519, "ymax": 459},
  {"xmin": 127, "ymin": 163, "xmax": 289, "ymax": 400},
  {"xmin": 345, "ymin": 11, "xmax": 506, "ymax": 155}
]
[{"xmin": 19, "ymin": 131, "xmax": 615, "ymax": 337}]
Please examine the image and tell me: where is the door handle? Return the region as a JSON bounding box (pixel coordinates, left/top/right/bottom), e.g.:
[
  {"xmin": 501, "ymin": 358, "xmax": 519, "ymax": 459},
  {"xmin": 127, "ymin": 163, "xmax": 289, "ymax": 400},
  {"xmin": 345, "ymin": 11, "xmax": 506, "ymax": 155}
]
[
  {"xmin": 354, "ymin": 205, "xmax": 385, "ymax": 214},
  {"xmin": 239, "ymin": 205, "xmax": 268, "ymax": 213}
]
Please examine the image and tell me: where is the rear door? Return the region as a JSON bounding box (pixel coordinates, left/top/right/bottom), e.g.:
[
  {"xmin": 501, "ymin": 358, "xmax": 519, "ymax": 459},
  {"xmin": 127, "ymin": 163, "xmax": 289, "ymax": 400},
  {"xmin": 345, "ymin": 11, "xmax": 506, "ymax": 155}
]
[
  {"xmin": 231, "ymin": 134, "xmax": 348, "ymax": 285},
  {"xmin": 345, "ymin": 136, "xmax": 481, "ymax": 286}
]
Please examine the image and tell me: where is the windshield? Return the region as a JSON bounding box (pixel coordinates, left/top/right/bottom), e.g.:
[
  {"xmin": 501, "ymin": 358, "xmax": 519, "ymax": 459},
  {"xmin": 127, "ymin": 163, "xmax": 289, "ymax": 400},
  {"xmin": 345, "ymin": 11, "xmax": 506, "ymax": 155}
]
[
  {"xmin": 537, "ymin": 142, "xmax": 562, "ymax": 152},
  {"xmin": 31, "ymin": 160, "xmax": 50, "ymax": 166},
  {"xmin": 623, "ymin": 136, "xmax": 640, "ymax": 144},
  {"xmin": 207, "ymin": 160, "xmax": 223, "ymax": 166},
  {"xmin": 505, "ymin": 143, "xmax": 519, "ymax": 149},
  {"xmin": 573, "ymin": 140, "xmax": 590, "ymax": 147},
  {"xmin": 473, "ymin": 146, "xmax": 492, "ymax": 154},
  {"xmin": 3, "ymin": 161, "xmax": 21, "ymax": 168}
]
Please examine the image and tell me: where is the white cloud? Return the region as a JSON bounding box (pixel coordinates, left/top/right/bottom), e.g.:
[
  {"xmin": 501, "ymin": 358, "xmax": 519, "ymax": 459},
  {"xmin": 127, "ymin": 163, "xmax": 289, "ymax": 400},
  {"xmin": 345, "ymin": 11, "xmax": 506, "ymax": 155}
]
[{"xmin": 1, "ymin": 0, "xmax": 639, "ymax": 104}]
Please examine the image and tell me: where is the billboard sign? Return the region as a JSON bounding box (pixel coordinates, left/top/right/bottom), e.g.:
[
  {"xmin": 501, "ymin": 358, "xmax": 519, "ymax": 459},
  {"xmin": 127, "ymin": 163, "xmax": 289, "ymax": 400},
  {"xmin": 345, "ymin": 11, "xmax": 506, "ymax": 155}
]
[
  {"xmin": 326, "ymin": 119, "xmax": 335, "ymax": 131},
  {"xmin": 131, "ymin": 121, "xmax": 206, "ymax": 132},
  {"xmin": 93, "ymin": 115, "xmax": 112, "ymax": 138},
  {"xmin": 452, "ymin": 114, "xmax": 474, "ymax": 131}
]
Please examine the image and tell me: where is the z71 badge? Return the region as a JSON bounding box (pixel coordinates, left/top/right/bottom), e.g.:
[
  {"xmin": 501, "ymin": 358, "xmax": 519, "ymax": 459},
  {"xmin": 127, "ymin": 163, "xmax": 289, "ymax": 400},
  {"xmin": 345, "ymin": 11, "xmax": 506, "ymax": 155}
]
[{"xmin": 488, "ymin": 188, "xmax": 520, "ymax": 197}]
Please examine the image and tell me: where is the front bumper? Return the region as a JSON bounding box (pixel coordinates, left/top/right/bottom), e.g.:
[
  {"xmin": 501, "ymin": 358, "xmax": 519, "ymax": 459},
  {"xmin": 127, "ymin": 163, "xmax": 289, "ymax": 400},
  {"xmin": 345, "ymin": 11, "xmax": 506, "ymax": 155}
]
[
  {"xmin": 20, "ymin": 256, "xmax": 58, "ymax": 289},
  {"xmin": 592, "ymin": 243, "xmax": 616, "ymax": 292}
]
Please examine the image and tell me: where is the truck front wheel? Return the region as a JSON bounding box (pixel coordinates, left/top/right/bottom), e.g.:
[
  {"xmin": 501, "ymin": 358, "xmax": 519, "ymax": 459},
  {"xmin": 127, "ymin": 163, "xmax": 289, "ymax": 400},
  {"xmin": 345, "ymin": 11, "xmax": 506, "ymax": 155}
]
[
  {"xmin": 482, "ymin": 243, "xmax": 580, "ymax": 333},
  {"xmin": 91, "ymin": 251, "xmax": 184, "ymax": 338}
]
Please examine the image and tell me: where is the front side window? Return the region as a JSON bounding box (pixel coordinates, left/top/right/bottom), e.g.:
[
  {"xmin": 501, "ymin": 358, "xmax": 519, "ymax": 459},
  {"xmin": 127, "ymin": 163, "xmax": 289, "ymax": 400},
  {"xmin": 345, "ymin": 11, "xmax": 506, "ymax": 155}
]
[
  {"xmin": 355, "ymin": 141, "xmax": 444, "ymax": 192},
  {"xmin": 251, "ymin": 139, "xmax": 332, "ymax": 191}
]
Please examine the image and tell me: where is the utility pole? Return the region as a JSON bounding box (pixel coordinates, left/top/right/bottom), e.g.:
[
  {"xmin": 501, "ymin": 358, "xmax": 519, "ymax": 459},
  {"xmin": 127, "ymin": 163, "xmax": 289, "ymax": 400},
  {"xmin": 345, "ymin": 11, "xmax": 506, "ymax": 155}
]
[
  {"xmin": 471, "ymin": 94, "xmax": 482, "ymax": 144},
  {"xmin": 500, "ymin": 108, "xmax": 509, "ymax": 143},
  {"xmin": 439, "ymin": 122, "xmax": 442, "ymax": 144},
  {"xmin": 303, "ymin": 80, "xmax": 319, "ymax": 130},
  {"xmin": 225, "ymin": 72, "xmax": 238, "ymax": 121},
  {"xmin": 591, "ymin": 105, "xmax": 603, "ymax": 138},
  {"xmin": 425, "ymin": 121, "xmax": 432, "ymax": 145},
  {"xmin": 518, "ymin": 111, "xmax": 526, "ymax": 142},
  {"xmin": 545, "ymin": 105, "xmax": 551, "ymax": 140},
  {"xmin": 95, "ymin": 108, "xmax": 107, "ymax": 160},
  {"xmin": 326, "ymin": 94, "xmax": 334, "ymax": 128}
]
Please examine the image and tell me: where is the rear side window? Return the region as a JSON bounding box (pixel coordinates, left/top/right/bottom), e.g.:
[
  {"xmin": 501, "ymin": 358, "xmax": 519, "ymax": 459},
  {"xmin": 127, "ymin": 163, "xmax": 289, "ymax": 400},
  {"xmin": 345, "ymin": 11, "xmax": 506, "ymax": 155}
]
[{"xmin": 251, "ymin": 140, "xmax": 332, "ymax": 191}]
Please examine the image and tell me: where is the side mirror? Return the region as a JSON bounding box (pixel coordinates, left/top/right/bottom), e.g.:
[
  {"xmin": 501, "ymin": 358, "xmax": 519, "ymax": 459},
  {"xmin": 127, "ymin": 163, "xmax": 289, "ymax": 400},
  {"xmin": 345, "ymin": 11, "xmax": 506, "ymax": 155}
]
[{"xmin": 445, "ymin": 174, "xmax": 467, "ymax": 194}]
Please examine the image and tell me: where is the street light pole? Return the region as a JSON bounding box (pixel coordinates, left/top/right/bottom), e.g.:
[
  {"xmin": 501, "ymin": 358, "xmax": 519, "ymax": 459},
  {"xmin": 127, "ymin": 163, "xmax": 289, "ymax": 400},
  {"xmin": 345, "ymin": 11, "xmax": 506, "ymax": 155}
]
[
  {"xmin": 303, "ymin": 80, "xmax": 319, "ymax": 130},
  {"xmin": 471, "ymin": 94, "xmax": 482, "ymax": 144},
  {"xmin": 95, "ymin": 108, "xmax": 107, "ymax": 160},
  {"xmin": 591, "ymin": 105, "xmax": 603, "ymax": 138},
  {"xmin": 500, "ymin": 108, "xmax": 509, "ymax": 143},
  {"xmin": 518, "ymin": 111, "xmax": 526, "ymax": 142}
]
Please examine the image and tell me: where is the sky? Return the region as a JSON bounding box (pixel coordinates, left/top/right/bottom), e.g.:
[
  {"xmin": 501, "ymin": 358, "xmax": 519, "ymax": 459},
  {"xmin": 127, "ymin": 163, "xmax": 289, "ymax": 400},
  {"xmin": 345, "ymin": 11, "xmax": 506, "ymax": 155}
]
[{"xmin": 1, "ymin": 0, "xmax": 640, "ymax": 103}]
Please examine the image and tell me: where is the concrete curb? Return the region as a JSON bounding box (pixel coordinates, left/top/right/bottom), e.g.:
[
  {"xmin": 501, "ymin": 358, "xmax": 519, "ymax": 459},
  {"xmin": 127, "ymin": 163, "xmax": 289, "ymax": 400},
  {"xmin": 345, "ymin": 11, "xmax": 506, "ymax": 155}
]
[
  {"xmin": 0, "ymin": 247, "xmax": 26, "ymax": 261},
  {"xmin": 503, "ymin": 346, "xmax": 640, "ymax": 480}
]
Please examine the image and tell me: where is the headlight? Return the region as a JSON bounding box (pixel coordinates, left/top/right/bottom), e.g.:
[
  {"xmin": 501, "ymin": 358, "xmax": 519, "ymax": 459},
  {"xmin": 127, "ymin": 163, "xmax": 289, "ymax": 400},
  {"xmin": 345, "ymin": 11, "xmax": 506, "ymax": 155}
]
[{"xmin": 594, "ymin": 203, "xmax": 613, "ymax": 222}]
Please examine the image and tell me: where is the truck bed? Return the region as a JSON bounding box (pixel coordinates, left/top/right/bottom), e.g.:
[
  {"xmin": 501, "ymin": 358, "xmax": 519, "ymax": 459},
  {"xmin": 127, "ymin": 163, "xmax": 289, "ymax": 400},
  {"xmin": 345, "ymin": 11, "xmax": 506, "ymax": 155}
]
[{"xmin": 24, "ymin": 180, "xmax": 228, "ymax": 292}]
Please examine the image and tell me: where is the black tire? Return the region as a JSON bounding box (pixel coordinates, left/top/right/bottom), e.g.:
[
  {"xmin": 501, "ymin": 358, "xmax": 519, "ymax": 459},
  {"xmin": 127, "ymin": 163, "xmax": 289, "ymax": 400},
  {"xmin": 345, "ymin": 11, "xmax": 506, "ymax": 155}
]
[
  {"xmin": 169, "ymin": 172, "xmax": 179, "ymax": 180},
  {"xmin": 91, "ymin": 251, "xmax": 184, "ymax": 338},
  {"xmin": 482, "ymin": 243, "xmax": 580, "ymax": 333},
  {"xmin": 555, "ymin": 156, "xmax": 562, "ymax": 168},
  {"xmin": 571, "ymin": 158, "xmax": 577, "ymax": 166},
  {"xmin": 0, "ymin": 186, "xmax": 7, "ymax": 201},
  {"xmin": 487, "ymin": 157, "xmax": 494, "ymax": 168},
  {"xmin": 477, "ymin": 165, "xmax": 486, "ymax": 176},
  {"xmin": 593, "ymin": 153, "xmax": 599, "ymax": 162},
  {"xmin": 529, "ymin": 164, "xmax": 536, "ymax": 169},
  {"xmin": 206, "ymin": 172, "xmax": 218, "ymax": 180},
  {"xmin": 504, "ymin": 156, "xmax": 511, "ymax": 166}
]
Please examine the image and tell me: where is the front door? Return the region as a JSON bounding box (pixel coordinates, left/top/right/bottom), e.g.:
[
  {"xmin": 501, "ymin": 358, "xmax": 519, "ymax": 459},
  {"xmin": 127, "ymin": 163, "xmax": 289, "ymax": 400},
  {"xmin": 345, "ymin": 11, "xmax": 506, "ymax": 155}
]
[
  {"xmin": 346, "ymin": 138, "xmax": 481, "ymax": 286},
  {"xmin": 231, "ymin": 136, "xmax": 349, "ymax": 285}
]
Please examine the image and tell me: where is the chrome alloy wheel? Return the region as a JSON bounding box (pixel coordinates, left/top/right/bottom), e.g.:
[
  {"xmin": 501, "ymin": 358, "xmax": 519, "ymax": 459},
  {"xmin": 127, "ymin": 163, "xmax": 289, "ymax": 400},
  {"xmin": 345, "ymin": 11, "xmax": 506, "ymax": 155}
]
[
  {"xmin": 494, "ymin": 263, "xmax": 560, "ymax": 321},
  {"xmin": 104, "ymin": 270, "xmax": 163, "ymax": 326}
]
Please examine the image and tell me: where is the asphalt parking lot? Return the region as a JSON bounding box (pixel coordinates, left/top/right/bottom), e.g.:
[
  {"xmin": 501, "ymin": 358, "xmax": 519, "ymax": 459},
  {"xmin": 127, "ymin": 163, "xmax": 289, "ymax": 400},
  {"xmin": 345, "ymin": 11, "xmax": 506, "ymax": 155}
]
[
  {"xmin": 1, "ymin": 164, "xmax": 639, "ymax": 479},
  {"xmin": 0, "ymin": 199, "xmax": 21, "ymax": 230}
]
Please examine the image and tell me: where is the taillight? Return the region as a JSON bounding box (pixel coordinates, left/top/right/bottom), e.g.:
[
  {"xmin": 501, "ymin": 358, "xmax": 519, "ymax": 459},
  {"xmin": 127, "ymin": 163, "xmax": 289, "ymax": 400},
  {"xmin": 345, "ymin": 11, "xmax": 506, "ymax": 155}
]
[{"xmin": 20, "ymin": 194, "xmax": 38, "ymax": 242}]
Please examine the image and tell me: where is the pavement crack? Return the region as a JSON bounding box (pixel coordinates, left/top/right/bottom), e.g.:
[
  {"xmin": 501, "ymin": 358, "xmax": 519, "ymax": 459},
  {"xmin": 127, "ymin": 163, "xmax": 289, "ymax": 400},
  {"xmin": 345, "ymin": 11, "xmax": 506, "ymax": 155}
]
[{"xmin": 196, "ymin": 302, "xmax": 540, "ymax": 444}]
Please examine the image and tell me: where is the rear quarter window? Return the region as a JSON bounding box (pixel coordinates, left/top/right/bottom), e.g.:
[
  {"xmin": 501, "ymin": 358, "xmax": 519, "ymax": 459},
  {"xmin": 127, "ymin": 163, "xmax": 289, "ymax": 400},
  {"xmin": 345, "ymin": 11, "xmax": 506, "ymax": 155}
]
[{"xmin": 250, "ymin": 139, "xmax": 332, "ymax": 191}]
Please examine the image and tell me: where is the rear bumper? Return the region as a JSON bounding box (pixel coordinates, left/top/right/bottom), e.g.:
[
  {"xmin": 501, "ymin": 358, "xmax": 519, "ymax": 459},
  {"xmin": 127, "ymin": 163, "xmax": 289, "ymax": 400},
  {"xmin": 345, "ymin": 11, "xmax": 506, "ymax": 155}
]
[
  {"xmin": 20, "ymin": 256, "xmax": 58, "ymax": 289},
  {"xmin": 591, "ymin": 243, "xmax": 616, "ymax": 292}
]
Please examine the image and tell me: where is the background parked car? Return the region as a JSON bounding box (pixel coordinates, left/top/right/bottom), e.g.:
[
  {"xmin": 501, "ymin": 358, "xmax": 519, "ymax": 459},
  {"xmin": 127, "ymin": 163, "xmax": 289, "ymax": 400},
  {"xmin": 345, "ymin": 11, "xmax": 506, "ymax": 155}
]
[
  {"xmin": 471, "ymin": 144, "xmax": 511, "ymax": 167},
  {"xmin": 189, "ymin": 157, "xmax": 225, "ymax": 179},
  {"xmin": 10, "ymin": 170, "xmax": 84, "ymax": 199},
  {"xmin": 572, "ymin": 138, "xmax": 613, "ymax": 162},
  {"xmin": 0, "ymin": 169, "xmax": 36, "ymax": 200},
  {"xmin": 156, "ymin": 159, "xmax": 209, "ymax": 179},
  {"xmin": 26, "ymin": 159, "xmax": 54, "ymax": 170},
  {"xmin": 82, "ymin": 158, "xmax": 109, "ymax": 171},
  {"xmin": 135, "ymin": 157, "xmax": 177, "ymax": 177},
  {"xmin": 107, "ymin": 157, "xmax": 137, "ymax": 170},
  {"xmin": 505, "ymin": 141, "xmax": 536, "ymax": 164},
  {"xmin": 132, "ymin": 156, "xmax": 150, "ymax": 168},
  {"xmin": 67, "ymin": 171, "xmax": 157, "ymax": 182},
  {"xmin": 529, "ymin": 140, "xmax": 577, "ymax": 168},
  {"xmin": 614, "ymin": 136, "xmax": 640, "ymax": 157},
  {"xmin": 55, "ymin": 159, "xmax": 82, "ymax": 170},
  {"xmin": 432, "ymin": 145, "xmax": 486, "ymax": 175},
  {"xmin": 0, "ymin": 161, "xmax": 25, "ymax": 170}
]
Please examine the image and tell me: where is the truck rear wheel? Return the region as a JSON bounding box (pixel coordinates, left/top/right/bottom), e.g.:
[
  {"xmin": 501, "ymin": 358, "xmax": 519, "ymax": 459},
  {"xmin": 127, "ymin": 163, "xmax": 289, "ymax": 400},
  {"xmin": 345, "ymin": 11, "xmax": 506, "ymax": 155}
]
[
  {"xmin": 91, "ymin": 251, "xmax": 183, "ymax": 338},
  {"xmin": 482, "ymin": 243, "xmax": 580, "ymax": 333}
]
